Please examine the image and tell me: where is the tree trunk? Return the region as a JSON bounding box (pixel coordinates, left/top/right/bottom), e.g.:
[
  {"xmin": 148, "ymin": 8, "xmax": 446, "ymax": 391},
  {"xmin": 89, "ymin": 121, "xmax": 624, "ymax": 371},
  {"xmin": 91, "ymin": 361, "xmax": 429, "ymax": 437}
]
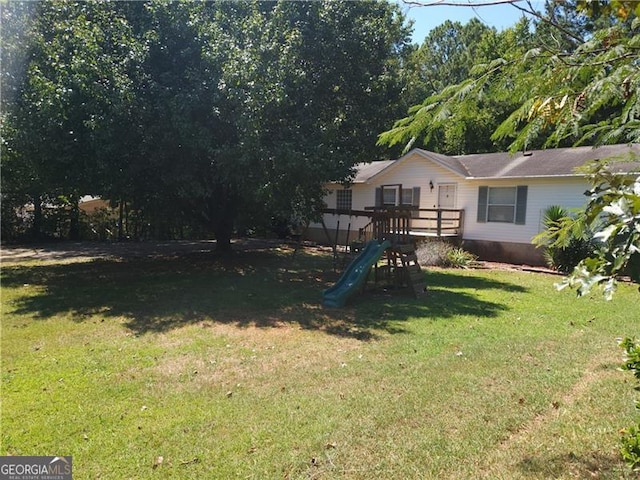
[
  {"xmin": 118, "ymin": 200, "xmax": 124, "ymax": 241},
  {"xmin": 207, "ymin": 191, "xmax": 237, "ymax": 253},
  {"xmin": 212, "ymin": 209, "xmax": 235, "ymax": 253},
  {"xmin": 31, "ymin": 193, "xmax": 43, "ymax": 240},
  {"xmin": 214, "ymin": 219, "xmax": 233, "ymax": 253},
  {"xmin": 69, "ymin": 196, "xmax": 80, "ymax": 241}
]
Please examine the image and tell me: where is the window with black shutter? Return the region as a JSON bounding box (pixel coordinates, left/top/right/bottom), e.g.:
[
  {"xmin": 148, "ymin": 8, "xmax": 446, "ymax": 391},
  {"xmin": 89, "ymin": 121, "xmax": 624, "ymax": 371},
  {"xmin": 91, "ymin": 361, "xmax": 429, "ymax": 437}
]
[{"xmin": 477, "ymin": 185, "xmax": 528, "ymax": 224}]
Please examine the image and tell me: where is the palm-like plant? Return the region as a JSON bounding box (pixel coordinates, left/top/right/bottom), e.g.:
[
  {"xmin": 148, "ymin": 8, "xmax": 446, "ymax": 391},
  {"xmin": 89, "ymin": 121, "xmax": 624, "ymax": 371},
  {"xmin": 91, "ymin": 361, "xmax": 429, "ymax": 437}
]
[{"xmin": 534, "ymin": 205, "xmax": 595, "ymax": 273}]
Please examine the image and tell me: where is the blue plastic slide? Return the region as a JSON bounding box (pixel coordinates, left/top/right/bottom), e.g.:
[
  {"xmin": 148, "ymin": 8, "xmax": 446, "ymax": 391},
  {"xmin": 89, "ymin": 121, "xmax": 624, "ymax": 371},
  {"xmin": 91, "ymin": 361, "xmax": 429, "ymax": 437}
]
[{"xmin": 322, "ymin": 240, "xmax": 391, "ymax": 308}]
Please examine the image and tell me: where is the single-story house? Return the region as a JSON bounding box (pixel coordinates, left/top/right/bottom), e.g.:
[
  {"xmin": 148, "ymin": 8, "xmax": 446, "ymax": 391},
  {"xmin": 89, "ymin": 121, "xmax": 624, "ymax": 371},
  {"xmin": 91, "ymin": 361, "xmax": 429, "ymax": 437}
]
[{"xmin": 306, "ymin": 143, "xmax": 640, "ymax": 265}]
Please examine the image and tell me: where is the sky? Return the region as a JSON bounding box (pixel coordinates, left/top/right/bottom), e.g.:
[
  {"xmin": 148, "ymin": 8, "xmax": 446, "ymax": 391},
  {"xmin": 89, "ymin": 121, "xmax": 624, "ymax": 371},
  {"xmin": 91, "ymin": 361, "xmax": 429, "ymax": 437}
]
[{"xmin": 399, "ymin": 1, "xmax": 533, "ymax": 44}]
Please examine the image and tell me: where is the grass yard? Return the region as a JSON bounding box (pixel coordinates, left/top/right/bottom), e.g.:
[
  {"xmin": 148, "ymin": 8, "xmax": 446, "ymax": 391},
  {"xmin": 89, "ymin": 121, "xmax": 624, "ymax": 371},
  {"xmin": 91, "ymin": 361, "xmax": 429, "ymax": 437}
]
[{"xmin": 1, "ymin": 242, "xmax": 639, "ymax": 479}]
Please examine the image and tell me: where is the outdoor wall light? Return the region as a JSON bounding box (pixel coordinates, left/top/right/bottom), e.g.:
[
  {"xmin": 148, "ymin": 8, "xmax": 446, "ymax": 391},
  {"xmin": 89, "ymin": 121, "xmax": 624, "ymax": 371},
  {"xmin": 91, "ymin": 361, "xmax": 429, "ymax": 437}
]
[{"xmin": 429, "ymin": 180, "xmax": 434, "ymax": 192}]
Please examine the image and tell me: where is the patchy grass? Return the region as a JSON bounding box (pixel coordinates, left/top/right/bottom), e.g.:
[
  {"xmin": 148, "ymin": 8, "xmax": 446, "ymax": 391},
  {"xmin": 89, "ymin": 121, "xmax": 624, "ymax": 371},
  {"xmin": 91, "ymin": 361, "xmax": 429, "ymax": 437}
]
[{"xmin": 1, "ymin": 243, "xmax": 639, "ymax": 479}]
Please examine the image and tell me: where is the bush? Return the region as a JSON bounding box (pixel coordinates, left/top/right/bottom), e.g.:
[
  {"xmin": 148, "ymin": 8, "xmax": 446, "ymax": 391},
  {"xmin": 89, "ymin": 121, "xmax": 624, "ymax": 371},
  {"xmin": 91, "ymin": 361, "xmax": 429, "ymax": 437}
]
[
  {"xmin": 0, "ymin": 194, "xmax": 32, "ymax": 241},
  {"xmin": 446, "ymin": 247, "xmax": 478, "ymax": 269},
  {"xmin": 620, "ymin": 337, "xmax": 640, "ymax": 471},
  {"xmin": 545, "ymin": 236, "xmax": 596, "ymax": 274},
  {"xmin": 621, "ymin": 425, "xmax": 640, "ymax": 471},
  {"xmin": 416, "ymin": 241, "xmax": 477, "ymax": 269},
  {"xmin": 416, "ymin": 240, "xmax": 453, "ymax": 267}
]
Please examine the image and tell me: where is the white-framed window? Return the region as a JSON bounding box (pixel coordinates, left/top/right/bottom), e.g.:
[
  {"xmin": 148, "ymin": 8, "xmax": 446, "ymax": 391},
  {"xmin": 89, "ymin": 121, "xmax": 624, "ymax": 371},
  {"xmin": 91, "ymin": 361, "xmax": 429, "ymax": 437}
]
[
  {"xmin": 383, "ymin": 188, "xmax": 397, "ymax": 205},
  {"xmin": 336, "ymin": 189, "xmax": 352, "ymax": 210},
  {"xmin": 488, "ymin": 187, "xmax": 516, "ymax": 222},
  {"xmin": 375, "ymin": 186, "xmax": 420, "ymax": 209},
  {"xmin": 477, "ymin": 186, "xmax": 528, "ymax": 225}
]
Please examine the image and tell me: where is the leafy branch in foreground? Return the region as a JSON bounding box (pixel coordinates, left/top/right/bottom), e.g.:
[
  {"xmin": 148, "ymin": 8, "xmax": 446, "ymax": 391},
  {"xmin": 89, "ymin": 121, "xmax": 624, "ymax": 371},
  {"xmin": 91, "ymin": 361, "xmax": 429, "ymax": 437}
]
[
  {"xmin": 620, "ymin": 337, "xmax": 640, "ymax": 471},
  {"xmin": 377, "ymin": 53, "xmax": 526, "ymax": 154},
  {"xmin": 381, "ymin": 6, "xmax": 640, "ymax": 153},
  {"xmin": 554, "ymin": 160, "xmax": 640, "ymax": 299}
]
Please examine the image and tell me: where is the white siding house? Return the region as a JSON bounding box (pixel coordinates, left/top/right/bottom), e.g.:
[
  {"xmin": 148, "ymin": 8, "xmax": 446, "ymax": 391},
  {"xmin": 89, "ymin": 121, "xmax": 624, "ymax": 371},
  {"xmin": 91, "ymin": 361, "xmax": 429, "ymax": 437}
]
[{"xmin": 308, "ymin": 144, "xmax": 640, "ymax": 265}]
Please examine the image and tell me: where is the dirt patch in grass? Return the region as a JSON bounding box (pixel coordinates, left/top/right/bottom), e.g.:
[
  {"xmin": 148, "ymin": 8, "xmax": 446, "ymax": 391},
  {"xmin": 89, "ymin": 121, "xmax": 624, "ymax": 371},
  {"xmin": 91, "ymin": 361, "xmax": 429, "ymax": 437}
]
[
  {"xmin": 474, "ymin": 260, "xmax": 559, "ymax": 275},
  {"xmin": 2, "ymin": 238, "xmax": 557, "ymax": 272},
  {"xmin": 148, "ymin": 317, "xmax": 368, "ymax": 395},
  {"xmin": 475, "ymin": 347, "xmax": 631, "ymax": 479},
  {"xmin": 499, "ymin": 350, "xmax": 615, "ymax": 451}
]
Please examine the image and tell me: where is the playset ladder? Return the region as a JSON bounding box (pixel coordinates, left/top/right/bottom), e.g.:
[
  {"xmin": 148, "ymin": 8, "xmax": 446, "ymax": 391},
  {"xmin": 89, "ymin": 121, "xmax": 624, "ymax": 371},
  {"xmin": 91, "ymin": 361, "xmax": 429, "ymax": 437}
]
[
  {"xmin": 402, "ymin": 252, "xmax": 426, "ymax": 297},
  {"xmin": 390, "ymin": 244, "xmax": 426, "ymax": 298}
]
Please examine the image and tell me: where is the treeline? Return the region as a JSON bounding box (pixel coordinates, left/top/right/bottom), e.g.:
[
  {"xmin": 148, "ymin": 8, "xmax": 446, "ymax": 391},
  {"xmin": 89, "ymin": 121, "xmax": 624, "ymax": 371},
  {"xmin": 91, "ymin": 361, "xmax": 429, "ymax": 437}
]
[{"xmin": 380, "ymin": 1, "xmax": 639, "ymax": 155}]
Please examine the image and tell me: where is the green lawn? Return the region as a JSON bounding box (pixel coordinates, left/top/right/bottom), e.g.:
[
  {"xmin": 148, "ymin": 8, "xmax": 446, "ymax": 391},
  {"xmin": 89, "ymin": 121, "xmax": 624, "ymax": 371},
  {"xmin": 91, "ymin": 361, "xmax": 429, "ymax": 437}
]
[{"xmin": 1, "ymin": 244, "xmax": 638, "ymax": 479}]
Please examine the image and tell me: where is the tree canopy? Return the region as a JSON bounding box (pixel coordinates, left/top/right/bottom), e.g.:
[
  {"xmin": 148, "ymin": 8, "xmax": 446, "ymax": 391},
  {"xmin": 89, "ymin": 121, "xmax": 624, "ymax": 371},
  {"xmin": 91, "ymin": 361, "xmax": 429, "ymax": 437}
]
[
  {"xmin": 397, "ymin": 17, "xmax": 523, "ymax": 154},
  {"xmin": 380, "ymin": 0, "xmax": 639, "ymax": 154},
  {"xmin": 1, "ymin": 0, "xmax": 411, "ymax": 248}
]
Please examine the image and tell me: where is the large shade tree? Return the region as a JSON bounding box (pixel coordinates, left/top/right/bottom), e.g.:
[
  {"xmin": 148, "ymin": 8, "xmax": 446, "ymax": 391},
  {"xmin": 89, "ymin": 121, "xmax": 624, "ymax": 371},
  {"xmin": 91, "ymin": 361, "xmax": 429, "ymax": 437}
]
[
  {"xmin": 1, "ymin": 0, "xmax": 145, "ymax": 239},
  {"xmin": 1, "ymin": 0, "xmax": 411, "ymax": 249}
]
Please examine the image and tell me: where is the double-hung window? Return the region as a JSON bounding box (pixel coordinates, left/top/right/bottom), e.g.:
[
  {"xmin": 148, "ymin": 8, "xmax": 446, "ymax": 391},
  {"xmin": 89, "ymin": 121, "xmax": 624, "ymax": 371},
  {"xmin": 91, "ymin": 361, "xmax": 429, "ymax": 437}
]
[
  {"xmin": 477, "ymin": 186, "xmax": 528, "ymax": 224},
  {"xmin": 383, "ymin": 188, "xmax": 397, "ymax": 205},
  {"xmin": 375, "ymin": 186, "xmax": 421, "ymax": 209},
  {"xmin": 336, "ymin": 189, "xmax": 352, "ymax": 211}
]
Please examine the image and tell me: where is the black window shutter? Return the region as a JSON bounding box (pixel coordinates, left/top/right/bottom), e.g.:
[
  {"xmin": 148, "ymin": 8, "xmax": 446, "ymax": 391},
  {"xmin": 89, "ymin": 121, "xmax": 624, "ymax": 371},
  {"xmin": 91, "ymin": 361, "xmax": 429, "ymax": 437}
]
[
  {"xmin": 477, "ymin": 186, "xmax": 488, "ymax": 223},
  {"xmin": 412, "ymin": 186, "xmax": 421, "ymax": 218},
  {"xmin": 375, "ymin": 187, "xmax": 382, "ymax": 207},
  {"xmin": 515, "ymin": 185, "xmax": 528, "ymax": 225}
]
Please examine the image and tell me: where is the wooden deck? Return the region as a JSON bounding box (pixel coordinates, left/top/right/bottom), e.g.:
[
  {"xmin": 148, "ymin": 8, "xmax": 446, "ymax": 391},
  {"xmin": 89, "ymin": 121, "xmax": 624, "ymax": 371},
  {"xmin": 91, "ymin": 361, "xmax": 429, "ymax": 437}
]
[
  {"xmin": 408, "ymin": 230, "xmax": 459, "ymax": 238},
  {"xmin": 321, "ymin": 206, "xmax": 464, "ymax": 244}
]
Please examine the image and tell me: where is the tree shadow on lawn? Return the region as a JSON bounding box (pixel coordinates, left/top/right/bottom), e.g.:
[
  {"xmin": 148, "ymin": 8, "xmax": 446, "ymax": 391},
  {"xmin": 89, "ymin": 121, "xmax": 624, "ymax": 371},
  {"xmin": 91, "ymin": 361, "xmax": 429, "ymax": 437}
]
[
  {"xmin": 516, "ymin": 451, "xmax": 630, "ymax": 479},
  {"xmin": 2, "ymin": 249, "xmax": 527, "ymax": 340}
]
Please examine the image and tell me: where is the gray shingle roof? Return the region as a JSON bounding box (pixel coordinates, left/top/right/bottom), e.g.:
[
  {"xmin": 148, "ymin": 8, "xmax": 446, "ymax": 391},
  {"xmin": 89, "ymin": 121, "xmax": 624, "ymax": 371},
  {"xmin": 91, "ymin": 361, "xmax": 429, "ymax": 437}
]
[
  {"xmin": 352, "ymin": 160, "xmax": 395, "ymax": 183},
  {"xmin": 455, "ymin": 144, "xmax": 640, "ymax": 179},
  {"xmin": 351, "ymin": 144, "xmax": 640, "ymax": 183}
]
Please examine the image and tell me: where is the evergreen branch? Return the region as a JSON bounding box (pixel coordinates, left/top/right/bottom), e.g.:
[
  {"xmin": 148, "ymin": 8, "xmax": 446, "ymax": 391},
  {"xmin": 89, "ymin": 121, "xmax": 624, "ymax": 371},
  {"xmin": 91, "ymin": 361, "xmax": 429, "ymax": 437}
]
[{"xmin": 401, "ymin": 0, "xmax": 525, "ymax": 7}]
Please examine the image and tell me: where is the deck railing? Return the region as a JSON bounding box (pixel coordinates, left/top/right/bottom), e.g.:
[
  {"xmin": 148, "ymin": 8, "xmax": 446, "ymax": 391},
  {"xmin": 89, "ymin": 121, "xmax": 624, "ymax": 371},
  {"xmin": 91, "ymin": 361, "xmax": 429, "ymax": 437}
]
[
  {"xmin": 322, "ymin": 207, "xmax": 464, "ymax": 244},
  {"xmin": 410, "ymin": 208, "xmax": 465, "ymax": 238}
]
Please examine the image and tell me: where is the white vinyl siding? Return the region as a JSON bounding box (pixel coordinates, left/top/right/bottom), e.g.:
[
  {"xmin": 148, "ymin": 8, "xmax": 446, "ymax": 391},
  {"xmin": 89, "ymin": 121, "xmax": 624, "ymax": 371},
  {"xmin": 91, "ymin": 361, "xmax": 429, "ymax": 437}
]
[
  {"xmin": 371, "ymin": 152, "xmax": 460, "ymax": 211},
  {"xmin": 465, "ymin": 178, "xmax": 589, "ymax": 244},
  {"xmin": 319, "ymin": 184, "xmax": 375, "ymax": 233}
]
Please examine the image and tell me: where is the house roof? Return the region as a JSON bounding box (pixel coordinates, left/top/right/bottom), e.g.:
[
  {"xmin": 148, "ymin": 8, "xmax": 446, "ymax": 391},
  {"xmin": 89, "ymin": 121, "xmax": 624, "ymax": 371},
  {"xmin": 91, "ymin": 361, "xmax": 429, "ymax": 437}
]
[
  {"xmin": 457, "ymin": 143, "xmax": 640, "ymax": 179},
  {"xmin": 350, "ymin": 144, "xmax": 640, "ymax": 183},
  {"xmin": 352, "ymin": 160, "xmax": 395, "ymax": 183}
]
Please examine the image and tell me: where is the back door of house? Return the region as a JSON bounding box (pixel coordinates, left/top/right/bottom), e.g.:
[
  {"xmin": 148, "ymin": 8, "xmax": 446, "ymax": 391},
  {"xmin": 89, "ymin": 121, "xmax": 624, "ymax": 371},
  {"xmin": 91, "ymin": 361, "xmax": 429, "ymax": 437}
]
[
  {"xmin": 438, "ymin": 184, "xmax": 456, "ymax": 208},
  {"xmin": 438, "ymin": 184, "xmax": 457, "ymax": 224}
]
